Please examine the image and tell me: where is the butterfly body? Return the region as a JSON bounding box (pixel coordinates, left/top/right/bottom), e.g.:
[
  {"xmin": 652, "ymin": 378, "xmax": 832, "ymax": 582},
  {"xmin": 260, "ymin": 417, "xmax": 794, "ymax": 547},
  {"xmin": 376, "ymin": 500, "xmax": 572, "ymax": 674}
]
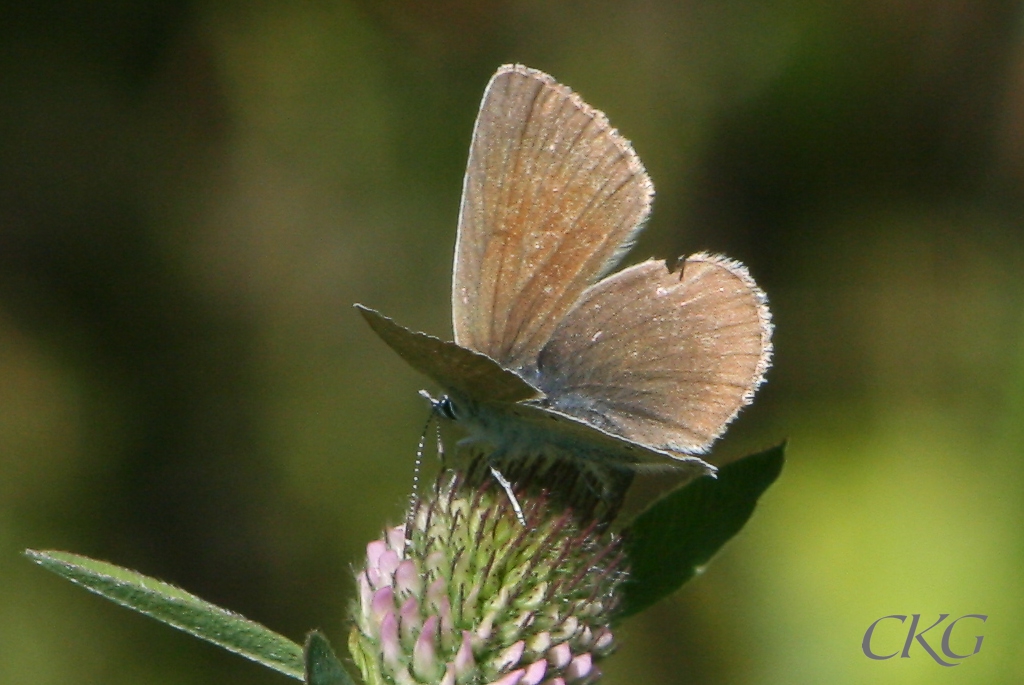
[
  {"xmin": 357, "ymin": 64, "xmax": 772, "ymax": 489},
  {"xmin": 440, "ymin": 391, "xmax": 678, "ymax": 473}
]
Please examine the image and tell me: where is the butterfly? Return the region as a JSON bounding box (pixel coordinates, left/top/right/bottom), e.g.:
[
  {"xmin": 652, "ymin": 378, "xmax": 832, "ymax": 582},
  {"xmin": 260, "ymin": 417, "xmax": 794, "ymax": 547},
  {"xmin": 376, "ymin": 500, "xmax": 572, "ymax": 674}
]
[{"xmin": 356, "ymin": 64, "xmax": 772, "ymax": 496}]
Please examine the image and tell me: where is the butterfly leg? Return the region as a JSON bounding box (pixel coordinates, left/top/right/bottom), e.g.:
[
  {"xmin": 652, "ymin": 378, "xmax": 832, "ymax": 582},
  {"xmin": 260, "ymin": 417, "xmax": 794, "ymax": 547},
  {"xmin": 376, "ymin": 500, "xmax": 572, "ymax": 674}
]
[{"xmin": 487, "ymin": 458, "xmax": 527, "ymax": 526}]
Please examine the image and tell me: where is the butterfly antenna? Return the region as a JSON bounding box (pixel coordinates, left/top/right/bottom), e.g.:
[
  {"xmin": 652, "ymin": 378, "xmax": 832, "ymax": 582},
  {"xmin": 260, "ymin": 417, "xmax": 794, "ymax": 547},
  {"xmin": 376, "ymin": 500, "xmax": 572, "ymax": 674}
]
[
  {"xmin": 489, "ymin": 465, "xmax": 527, "ymax": 526},
  {"xmin": 405, "ymin": 392, "xmax": 442, "ymax": 536}
]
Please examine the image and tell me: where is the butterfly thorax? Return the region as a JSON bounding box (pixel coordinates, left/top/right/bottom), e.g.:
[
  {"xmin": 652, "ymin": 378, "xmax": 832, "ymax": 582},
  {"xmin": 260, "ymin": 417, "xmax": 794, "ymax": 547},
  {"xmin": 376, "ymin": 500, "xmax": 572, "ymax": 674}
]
[{"xmin": 445, "ymin": 391, "xmax": 638, "ymax": 469}]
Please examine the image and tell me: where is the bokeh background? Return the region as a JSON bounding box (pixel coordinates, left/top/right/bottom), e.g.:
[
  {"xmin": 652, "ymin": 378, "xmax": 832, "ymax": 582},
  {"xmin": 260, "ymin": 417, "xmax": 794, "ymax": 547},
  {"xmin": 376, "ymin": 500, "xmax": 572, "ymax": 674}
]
[{"xmin": 2, "ymin": 1, "xmax": 1023, "ymax": 684}]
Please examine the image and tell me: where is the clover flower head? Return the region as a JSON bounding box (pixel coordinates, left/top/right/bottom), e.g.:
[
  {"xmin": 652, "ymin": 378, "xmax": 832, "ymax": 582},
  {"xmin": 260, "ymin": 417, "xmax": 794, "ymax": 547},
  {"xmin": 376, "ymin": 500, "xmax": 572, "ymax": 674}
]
[{"xmin": 349, "ymin": 472, "xmax": 626, "ymax": 685}]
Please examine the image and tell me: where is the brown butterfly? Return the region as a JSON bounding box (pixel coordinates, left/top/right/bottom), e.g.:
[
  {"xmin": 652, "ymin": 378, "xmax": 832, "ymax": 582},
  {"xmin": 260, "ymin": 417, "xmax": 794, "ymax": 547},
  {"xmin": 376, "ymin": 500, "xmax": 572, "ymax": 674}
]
[{"xmin": 357, "ymin": 64, "xmax": 772, "ymax": 489}]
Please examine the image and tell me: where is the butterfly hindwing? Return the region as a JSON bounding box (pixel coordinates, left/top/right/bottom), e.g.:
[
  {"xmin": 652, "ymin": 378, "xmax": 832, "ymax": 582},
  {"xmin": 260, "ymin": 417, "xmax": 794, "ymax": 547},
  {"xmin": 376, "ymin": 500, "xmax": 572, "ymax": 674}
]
[
  {"xmin": 506, "ymin": 400, "xmax": 716, "ymax": 477},
  {"xmin": 534, "ymin": 254, "xmax": 773, "ymax": 456}
]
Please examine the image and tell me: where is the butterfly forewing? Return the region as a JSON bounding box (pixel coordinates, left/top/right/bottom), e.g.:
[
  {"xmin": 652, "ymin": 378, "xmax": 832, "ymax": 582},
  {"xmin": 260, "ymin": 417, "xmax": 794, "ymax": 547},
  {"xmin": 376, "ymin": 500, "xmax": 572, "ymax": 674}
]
[
  {"xmin": 356, "ymin": 305, "xmax": 539, "ymax": 404},
  {"xmin": 453, "ymin": 64, "xmax": 654, "ymax": 375},
  {"xmin": 534, "ymin": 254, "xmax": 773, "ymax": 455}
]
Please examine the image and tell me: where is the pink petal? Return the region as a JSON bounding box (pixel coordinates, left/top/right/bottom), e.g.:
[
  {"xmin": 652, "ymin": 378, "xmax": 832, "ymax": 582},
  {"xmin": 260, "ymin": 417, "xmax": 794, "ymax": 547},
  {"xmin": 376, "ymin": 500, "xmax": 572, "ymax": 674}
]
[
  {"xmin": 487, "ymin": 668, "xmax": 525, "ymax": 685},
  {"xmin": 366, "ymin": 539, "xmax": 387, "ymax": 569},
  {"xmin": 547, "ymin": 643, "xmax": 571, "ymax": 669},
  {"xmin": 395, "ymin": 559, "xmax": 422, "ymax": 596},
  {"xmin": 378, "ymin": 549, "xmax": 401, "ymax": 580},
  {"xmin": 564, "ymin": 653, "xmax": 592, "ymax": 681},
  {"xmin": 426, "ymin": 577, "xmax": 447, "ymax": 610},
  {"xmin": 593, "ymin": 629, "xmax": 614, "ymax": 653},
  {"xmin": 494, "ymin": 640, "xmax": 525, "ymax": 672},
  {"xmin": 412, "ymin": 615, "xmax": 440, "ymax": 680},
  {"xmin": 399, "ymin": 597, "xmax": 421, "ymax": 644},
  {"xmin": 371, "ymin": 587, "xmax": 395, "ymax": 628},
  {"xmin": 365, "ymin": 567, "xmax": 382, "ymax": 591},
  {"xmin": 386, "ymin": 525, "xmax": 406, "ymax": 553},
  {"xmin": 476, "ymin": 612, "xmax": 495, "ymax": 641},
  {"xmin": 521, "ymin": 659, "xmax": 548, "ymax": 685},
  {"xmin": 380, "ymin": 612, "xmax": 401, "ymax": 669},
  {"xmin": 454, "ymin": 630, "xmax": 476, "ymax": 677}
]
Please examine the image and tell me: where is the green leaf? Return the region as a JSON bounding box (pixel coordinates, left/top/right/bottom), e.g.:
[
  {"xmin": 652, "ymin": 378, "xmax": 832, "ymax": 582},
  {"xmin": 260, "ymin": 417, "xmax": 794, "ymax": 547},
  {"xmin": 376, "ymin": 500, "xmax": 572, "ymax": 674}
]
[
  {"xmin": 25, "ymin": 549, "xmax": 305, "ymax": 680},
  {"xmin": 618, "ymin": 442, "xmax": 786, "ymax": 619},
  {"xmin": 305, "ymin": 631, "xmax": 356, "ymax": 685}
]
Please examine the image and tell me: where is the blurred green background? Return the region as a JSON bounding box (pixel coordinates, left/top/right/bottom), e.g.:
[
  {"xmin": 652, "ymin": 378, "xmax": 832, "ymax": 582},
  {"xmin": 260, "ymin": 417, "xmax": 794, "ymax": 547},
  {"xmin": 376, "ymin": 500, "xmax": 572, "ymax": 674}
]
[{"xmin": 2, "ymin": 1, "xmax": 1022, "ymax": 684}]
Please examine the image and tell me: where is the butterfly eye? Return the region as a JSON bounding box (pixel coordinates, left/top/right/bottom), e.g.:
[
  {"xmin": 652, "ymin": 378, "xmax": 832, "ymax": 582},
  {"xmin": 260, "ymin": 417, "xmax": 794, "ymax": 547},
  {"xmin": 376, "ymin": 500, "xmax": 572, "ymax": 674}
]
[{"xmin": 437, "ymin": 396, "xmax": 459, "ymax": 421}]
